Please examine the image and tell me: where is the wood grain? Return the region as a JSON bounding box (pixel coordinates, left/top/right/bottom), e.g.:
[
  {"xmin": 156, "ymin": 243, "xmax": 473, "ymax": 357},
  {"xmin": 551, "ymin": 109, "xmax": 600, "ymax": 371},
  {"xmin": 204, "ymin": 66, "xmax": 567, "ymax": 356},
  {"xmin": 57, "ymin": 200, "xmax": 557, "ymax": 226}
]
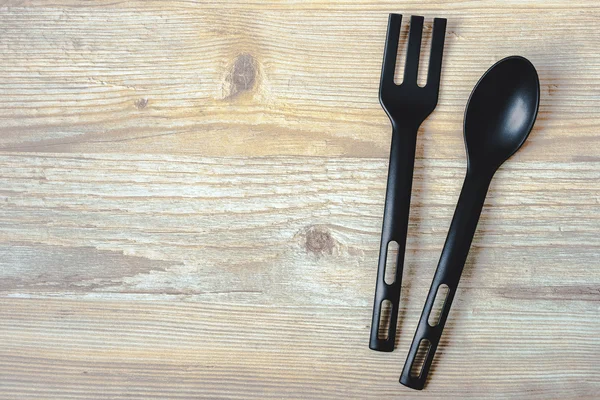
[
  {"xmin": 0, "ymin": 1, "xmax": 598, "ymax": 160},
  {"xmin": 1, "ymin": 0, "xmax": 599, "ymax": 398}
]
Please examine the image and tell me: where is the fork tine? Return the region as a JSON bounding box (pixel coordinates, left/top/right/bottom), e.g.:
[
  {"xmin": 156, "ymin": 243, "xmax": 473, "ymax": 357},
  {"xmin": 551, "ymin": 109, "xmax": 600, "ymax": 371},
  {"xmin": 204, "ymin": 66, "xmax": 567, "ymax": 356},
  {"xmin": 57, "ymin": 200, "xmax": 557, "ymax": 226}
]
[
  {"xmin": 426, "ymin": 18, "xmax": 447, "ymax": 89},
  {"xmin": 403, "ymin": 16, "xmax": 424, "ymax": 83},
  {"xmin": 381, "ymin": 14, "xmax": 402, "ymax": 84}
]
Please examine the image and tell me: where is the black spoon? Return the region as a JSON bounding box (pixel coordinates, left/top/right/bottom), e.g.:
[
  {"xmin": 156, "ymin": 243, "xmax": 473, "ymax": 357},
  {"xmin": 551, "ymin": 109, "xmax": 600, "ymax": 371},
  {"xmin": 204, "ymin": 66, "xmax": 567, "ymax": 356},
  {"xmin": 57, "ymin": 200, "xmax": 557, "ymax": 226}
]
[{"xmin": 400, "ymin": 56, "xmax": 540, "ymax": 390}]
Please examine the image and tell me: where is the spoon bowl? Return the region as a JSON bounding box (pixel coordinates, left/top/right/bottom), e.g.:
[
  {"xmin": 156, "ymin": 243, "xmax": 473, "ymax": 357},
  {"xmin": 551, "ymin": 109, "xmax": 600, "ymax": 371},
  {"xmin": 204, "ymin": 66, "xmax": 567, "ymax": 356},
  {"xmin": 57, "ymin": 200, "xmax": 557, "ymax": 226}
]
[{"xmin": 464, "ymin": 56, "xmax": 540, "ymax": 172}]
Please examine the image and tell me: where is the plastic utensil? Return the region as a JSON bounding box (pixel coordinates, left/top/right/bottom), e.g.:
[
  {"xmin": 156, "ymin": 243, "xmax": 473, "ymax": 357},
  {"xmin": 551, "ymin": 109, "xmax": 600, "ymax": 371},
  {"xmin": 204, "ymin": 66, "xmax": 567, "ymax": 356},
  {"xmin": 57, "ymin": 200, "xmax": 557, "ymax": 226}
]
[
  {"xmin": 400, "ymin": 56, "xmax": 540, "ymax": 389},
  {"xmin": 370, "ymin": 14, "xmax": 447, "ymax": 352}
]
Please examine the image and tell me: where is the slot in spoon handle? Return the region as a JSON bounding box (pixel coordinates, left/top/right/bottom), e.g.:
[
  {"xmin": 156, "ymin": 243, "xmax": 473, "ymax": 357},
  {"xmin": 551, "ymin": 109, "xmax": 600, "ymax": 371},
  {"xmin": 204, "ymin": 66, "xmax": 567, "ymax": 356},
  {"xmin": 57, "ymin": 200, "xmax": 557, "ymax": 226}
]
[
  {"xmin": 370, "ymin": 122, "xmax": 419, "ymax": 352},
  {"xmin": 400, "ymin": 168, "xmax": 491, "ymax": 389}
]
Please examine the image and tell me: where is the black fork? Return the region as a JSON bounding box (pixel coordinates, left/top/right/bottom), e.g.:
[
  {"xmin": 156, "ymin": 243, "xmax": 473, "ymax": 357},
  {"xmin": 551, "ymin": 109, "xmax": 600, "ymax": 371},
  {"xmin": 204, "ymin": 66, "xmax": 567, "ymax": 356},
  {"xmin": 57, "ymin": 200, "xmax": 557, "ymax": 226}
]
[{"xmin": 370, "ymin": 14, "xmax": 447, "ymax": 352}]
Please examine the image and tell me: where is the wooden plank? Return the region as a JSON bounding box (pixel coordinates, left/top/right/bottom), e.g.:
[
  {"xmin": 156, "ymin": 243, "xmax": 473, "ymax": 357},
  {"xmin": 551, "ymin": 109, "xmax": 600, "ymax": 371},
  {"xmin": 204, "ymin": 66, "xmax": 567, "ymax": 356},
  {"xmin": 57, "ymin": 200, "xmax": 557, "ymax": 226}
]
[
  {"xmin": 0, "ymin": 3, "xmax": 598, "ymax": 160},
  {"xmin": 0, "ymin": 154, "xmax": 598, "ymax": 304},
  {"xmin": 1, "ymin": 298, "xmax": 599, "ymax": 399}
]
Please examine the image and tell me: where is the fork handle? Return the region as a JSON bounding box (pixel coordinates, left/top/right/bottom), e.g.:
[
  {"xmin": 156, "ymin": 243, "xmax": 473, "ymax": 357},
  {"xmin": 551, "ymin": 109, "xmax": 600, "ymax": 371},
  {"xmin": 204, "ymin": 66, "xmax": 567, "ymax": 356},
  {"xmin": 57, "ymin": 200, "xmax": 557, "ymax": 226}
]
[{"xmin": 370, "ymin": 122, "xmax": 419, "ymax": 352}]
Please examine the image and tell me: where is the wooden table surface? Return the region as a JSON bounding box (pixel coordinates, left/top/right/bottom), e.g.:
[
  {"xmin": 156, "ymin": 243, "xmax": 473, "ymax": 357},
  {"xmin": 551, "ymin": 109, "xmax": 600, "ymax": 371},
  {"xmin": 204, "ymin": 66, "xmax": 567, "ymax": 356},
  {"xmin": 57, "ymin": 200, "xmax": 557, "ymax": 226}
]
[{"xmin": 1, "ymin": 1, "xmax": 599, "ymax": 398}]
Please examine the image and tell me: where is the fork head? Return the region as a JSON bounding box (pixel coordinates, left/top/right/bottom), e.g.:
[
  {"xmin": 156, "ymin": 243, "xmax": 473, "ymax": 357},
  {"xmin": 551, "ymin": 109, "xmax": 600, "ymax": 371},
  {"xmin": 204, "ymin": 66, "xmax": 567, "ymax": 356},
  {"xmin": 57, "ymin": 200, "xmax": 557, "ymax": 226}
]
[{"xmin": 379, "ymin": 14, "xmax": 447, "ymax": 128}]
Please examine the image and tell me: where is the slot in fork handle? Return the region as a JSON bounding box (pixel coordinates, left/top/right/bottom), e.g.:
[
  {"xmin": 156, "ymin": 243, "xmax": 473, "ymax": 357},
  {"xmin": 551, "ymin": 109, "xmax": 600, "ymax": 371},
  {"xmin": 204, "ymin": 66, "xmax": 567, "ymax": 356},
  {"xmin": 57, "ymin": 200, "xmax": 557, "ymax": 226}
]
[{"xmin": 369, "ymin": 121, "xmax": 419, "ymax": 352}]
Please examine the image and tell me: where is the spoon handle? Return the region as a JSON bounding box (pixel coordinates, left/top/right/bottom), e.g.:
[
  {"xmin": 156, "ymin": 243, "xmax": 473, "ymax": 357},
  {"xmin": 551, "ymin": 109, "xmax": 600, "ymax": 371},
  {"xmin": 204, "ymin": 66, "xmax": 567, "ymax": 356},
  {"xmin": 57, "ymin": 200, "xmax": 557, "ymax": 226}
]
[
  {"xmin": 400, "ymin": 169, "xmax": 491, "ymax": 389},
  {"xmin": 369, "ymin": 122, "xmax": 419, "ymax": 352}
]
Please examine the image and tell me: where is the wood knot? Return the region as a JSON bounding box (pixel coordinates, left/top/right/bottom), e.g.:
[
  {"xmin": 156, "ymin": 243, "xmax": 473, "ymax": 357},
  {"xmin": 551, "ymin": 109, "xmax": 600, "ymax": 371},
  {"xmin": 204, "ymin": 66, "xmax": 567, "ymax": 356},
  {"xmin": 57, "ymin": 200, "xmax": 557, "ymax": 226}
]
[
  {"xmin": 134, "ymin": 98, "xmax": 148, "ymax": 110},
  {"xmin": 303, "ymin": 225, "xmax": 336, "ymax": 256},
  {"xmin": 224, "ymin": 53, "xmax": 257, "ymax": 99}
]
